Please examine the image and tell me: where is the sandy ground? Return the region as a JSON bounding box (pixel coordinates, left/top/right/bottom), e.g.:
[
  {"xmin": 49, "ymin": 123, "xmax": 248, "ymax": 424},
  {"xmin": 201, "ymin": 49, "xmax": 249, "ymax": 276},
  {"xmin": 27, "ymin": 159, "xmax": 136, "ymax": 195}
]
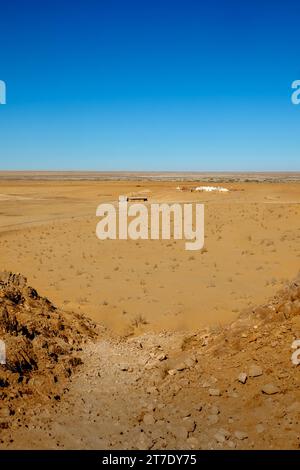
[
  {"xmin": 1, "ymin": 271, "xmax": 300, "ymax": 450},
  {"xmin": 0, "ymin": 174, "xmax": 300, "ymax": 450},
  {"xmin": 0, "ymin": 178, "xmax": 299, "ymax": 334}
]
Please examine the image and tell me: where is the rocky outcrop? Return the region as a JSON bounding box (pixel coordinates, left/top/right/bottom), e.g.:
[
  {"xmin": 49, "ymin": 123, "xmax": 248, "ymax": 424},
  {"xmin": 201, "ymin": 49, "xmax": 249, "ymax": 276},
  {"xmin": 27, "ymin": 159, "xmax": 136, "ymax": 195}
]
[{"xmin": 0, "ymin": 271, "xmax": 99, "ymax": 419}]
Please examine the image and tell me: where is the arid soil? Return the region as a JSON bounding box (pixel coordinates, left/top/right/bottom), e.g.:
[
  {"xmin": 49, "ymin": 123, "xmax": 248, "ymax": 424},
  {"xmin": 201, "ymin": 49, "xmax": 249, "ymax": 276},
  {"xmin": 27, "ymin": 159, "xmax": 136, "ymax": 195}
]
[
  {"xmin": 0, "ymin": 271, "xmax": 300, "ymax": 449},
  {"xmin": 0, "ymin": 175, "xmax": 299, "ymax": 449},
  {"xmin": 0, "ymin": 178, "xmax": 299, "ymax": 334}
]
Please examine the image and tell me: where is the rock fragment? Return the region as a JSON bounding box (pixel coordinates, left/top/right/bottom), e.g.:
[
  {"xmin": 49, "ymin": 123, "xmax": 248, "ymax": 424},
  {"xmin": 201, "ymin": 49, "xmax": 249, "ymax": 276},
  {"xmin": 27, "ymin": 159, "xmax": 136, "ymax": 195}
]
[
  {"xmin": 234, "ymin": 431, "xmax": 248, "ymax": 440},
  {"xmin": 261, "ymin": 383, "xmax": 280, "ymax": 395},
  {"xmin": 202, "ymin": 377, "xmax": 217, "ymax": 388},
  {"xmin": 248, "ymin": 365, "xmax": 263, "ymax": 377},
  {"xmin": 238, "ymin": 372, "xmax": 247, "ymax": 384},
  {"xmin": 256, "ymin": 424, "xmax": 264, "ymax": 434},
  {"xmin": 157, "ymin": 353, "xmax": 167, "ymax": 361},
  {"xmin": 214, "ymin": 432, "xmax": 225, "ymax": 444},
  {"xmin": 207, "ymin": 414, "xmax": 219, "ymax": 425}
]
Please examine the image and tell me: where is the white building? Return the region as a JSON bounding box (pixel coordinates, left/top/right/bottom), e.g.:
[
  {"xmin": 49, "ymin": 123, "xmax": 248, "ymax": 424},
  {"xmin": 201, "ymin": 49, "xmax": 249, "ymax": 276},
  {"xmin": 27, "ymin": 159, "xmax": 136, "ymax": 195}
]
[{"xmin": 194, "ymin": 186, "xmax": 229, "ymax": 193}]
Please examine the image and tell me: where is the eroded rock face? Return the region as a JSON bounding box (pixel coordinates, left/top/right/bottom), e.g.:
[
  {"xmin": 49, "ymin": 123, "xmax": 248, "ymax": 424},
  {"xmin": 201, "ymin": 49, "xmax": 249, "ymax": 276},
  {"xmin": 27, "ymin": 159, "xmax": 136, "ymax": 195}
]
[
  {"xmin": 252, "ymin": 275, "xmax": 300, "ymax": 323},
  {"xmin": 0, "ymin": 271, "xmax": 99, "ymax": 415}
]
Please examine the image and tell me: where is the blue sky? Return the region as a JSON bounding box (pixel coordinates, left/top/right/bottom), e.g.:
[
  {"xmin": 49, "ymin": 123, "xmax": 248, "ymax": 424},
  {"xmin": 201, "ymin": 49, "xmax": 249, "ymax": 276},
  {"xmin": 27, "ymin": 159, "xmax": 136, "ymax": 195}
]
[{"xmin": 0, "ymin": 0, "xmax": 299, "ymax": 171}]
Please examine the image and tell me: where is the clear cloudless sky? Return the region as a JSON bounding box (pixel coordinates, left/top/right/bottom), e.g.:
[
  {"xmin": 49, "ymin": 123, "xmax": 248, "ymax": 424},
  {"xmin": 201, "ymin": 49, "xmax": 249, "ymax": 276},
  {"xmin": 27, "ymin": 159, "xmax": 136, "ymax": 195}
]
[{"xmin": 0, "ymin": 0, "xmax": 299, "ymax": 171}]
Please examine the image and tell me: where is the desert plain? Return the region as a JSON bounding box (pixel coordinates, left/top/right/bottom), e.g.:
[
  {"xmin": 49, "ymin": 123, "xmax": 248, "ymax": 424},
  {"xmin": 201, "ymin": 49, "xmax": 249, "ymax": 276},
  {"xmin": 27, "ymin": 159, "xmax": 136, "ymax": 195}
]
[
  {"xmin": 1, "ymin": 173, "xmax": 300, "ymax": 333},
  {"xmin": 0, "ymin": 172, "xmax": 300, "ymax": 449}
]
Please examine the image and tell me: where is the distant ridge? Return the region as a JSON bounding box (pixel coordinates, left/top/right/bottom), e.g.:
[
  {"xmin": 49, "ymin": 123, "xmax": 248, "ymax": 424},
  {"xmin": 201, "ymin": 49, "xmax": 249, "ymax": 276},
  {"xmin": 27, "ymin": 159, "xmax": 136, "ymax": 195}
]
[{"xmin": 0, "ymin": 171, "xmax": 300, "ymax": 182}]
